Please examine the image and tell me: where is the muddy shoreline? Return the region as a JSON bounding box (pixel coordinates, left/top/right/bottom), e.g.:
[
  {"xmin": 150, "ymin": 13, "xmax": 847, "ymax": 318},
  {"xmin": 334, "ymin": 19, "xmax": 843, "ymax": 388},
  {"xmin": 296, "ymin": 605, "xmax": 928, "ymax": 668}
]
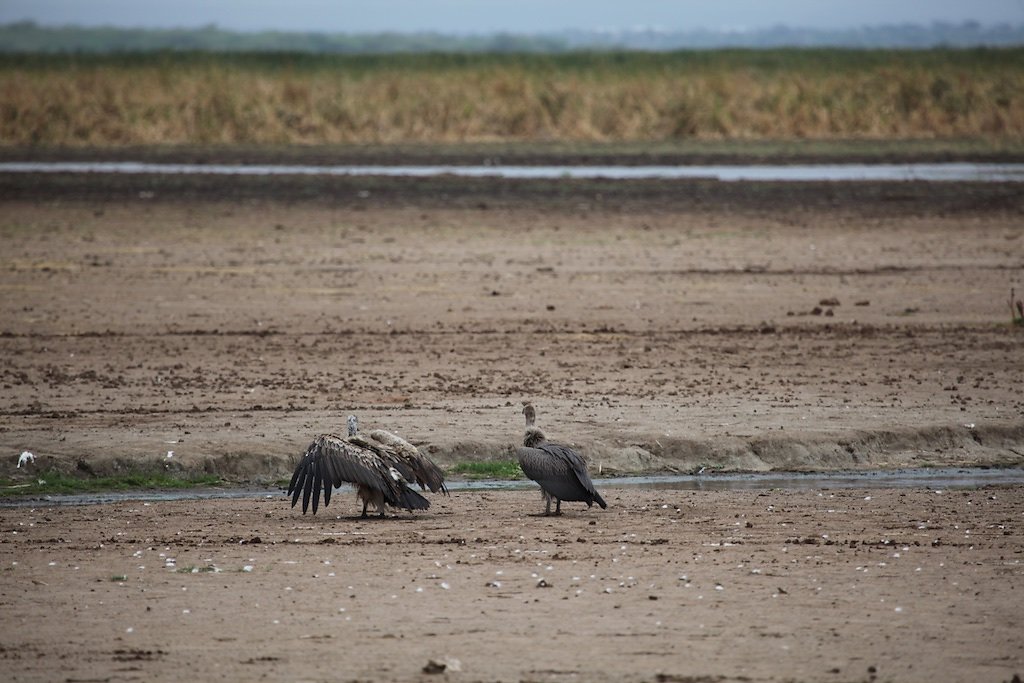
[
  {"xmin": 4, "ymin": 142, "xmax": 1024, "ymax": 166},
  {"xmin": 4, "ymin": 170, "xmax": 1024, "ymax": 219},
  {"xmin": 5, "ymin": 466, "xmax": 1024, "ymax": 510},
  {"xmin": 2, "ymin": 147, "xmax": 1024, "ymax": 484}
]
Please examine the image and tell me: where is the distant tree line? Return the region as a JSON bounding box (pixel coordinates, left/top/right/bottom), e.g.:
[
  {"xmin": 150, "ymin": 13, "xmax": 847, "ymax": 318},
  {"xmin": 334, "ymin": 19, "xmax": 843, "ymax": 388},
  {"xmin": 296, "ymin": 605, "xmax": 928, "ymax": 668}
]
[{"xmin": 0, "ymin": 20, "xmax": 1022, "ymax": 53}]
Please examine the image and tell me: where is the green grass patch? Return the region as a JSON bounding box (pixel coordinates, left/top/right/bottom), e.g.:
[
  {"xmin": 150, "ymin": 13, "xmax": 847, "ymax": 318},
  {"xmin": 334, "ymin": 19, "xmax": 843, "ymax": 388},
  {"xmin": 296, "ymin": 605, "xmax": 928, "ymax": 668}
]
[
  {"xmin": 451, "ymin": 460, "xmax": 523, "ymax": 480},
  {"xmin": 0, "ymin": 471, "xmax": 222, "ymax": 496}
]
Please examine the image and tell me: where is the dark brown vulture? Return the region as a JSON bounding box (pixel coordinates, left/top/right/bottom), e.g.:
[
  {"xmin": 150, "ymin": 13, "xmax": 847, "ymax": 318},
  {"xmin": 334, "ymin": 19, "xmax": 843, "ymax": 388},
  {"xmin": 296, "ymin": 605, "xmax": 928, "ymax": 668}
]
[
  {"xmin": 516, "ymin": 404, "xmax": 607, "ymax": 515},
  {"xmin": 288, "ymin": 415, "xmax": 447, "ymax": 518}
]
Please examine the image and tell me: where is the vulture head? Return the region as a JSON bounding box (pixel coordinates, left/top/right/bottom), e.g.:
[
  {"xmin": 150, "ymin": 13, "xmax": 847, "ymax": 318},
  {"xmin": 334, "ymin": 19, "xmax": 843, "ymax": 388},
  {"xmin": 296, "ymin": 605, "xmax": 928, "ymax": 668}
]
[
  {"xmin": 522, "ymin": 403, "xmax": 546, "ymax": 448},
  {"xmin": 347, "ymin": 414, "xmax": 359, "ymax": 437}
]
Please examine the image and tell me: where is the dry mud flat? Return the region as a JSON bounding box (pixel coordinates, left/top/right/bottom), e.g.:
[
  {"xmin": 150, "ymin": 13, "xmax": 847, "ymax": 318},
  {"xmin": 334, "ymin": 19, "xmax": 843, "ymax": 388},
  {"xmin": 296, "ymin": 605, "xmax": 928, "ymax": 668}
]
[
  {"xmin": 1, "ymin": 169, "xmax": 1023, "ymax": 478},
  {"xmin": 1, "ymin": 486, "xmax": 1023, "ymax": 682}
]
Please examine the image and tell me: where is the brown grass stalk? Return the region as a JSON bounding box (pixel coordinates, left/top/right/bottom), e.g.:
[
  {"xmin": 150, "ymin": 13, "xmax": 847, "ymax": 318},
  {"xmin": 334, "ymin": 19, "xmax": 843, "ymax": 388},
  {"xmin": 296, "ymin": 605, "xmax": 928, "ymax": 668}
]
[{"xmin": 2, "ymin": 53, "xmax": 1023, "ymax": 146}]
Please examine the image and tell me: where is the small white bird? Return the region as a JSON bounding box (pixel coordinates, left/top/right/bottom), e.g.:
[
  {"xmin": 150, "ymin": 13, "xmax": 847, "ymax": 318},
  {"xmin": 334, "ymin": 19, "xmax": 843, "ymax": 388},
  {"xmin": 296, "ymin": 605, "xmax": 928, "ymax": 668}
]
[{"xmin": 17, "ymin": 451, "xmax": 35, "ymax": 468}]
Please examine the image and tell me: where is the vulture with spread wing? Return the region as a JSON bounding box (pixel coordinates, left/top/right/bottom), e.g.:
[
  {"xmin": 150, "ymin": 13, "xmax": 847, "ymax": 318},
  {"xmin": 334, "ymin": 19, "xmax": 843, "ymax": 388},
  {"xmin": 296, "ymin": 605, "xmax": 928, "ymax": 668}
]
[
  {"xmin": 517, "ymin": 404, "xmax": 607, "ymax": 515},
  {"xmin": 288, "ymin": 415, "xmax": 447, "ymax": 517}
]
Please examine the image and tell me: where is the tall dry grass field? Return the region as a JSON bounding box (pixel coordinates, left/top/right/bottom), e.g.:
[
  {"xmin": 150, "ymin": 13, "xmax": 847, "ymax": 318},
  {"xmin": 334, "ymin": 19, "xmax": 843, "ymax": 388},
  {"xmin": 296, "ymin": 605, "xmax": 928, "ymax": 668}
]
[{"xmin": 2, "ymin": 50, "xmax": 1022, "ymax": 146}]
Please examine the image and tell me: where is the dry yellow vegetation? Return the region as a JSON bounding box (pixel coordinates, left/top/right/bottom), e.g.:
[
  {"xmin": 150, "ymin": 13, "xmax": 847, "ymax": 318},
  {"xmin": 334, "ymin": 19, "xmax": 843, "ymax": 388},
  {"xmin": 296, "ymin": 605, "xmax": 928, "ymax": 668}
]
[{"xmin": 1, "ymin": 51, "xmax": 1022, "ymax": 146}]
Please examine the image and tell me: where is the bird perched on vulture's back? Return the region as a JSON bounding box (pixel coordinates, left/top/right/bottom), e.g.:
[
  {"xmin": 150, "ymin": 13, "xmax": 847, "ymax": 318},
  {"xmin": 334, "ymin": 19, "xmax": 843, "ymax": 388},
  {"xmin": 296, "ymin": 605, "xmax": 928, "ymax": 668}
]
[
  {"xmin": 287, "ymin": 415, "xmax": 446, "ymax": 518},
  {"xmin": 516, "ymin": 404, "xmax": 607, "ymax": 515}
]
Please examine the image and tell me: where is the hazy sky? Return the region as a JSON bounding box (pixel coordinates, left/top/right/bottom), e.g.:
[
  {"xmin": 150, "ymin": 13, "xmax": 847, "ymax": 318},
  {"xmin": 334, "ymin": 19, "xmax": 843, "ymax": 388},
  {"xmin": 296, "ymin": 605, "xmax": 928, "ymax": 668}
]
[{"xmin": 2, "ymin": 0, "xmax": 1022, "ymax": 33}]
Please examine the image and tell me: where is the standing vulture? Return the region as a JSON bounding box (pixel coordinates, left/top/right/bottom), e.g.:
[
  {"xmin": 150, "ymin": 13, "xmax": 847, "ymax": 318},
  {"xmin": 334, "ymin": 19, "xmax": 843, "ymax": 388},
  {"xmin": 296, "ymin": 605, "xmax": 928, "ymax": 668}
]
[
  {"xmin": 517, "ymin": 404, "xmax": 607, "ymax": 515},
  {"xmin": 288, "ymin": 415, "xmax": 447, "ymax": 518}
]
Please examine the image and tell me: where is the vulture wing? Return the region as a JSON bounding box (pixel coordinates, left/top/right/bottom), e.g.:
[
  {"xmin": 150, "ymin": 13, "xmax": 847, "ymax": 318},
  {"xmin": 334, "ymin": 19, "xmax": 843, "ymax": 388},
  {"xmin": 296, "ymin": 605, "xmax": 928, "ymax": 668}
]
[
  {"xmin": 518, "ymin": 441, "xmax": 607, "ymax": 509},
  {"xmin": 370, "ymin": 429, "xmax": 449, "ymax": 495},
  {"xmin": 288, "ymin": 433, "xmax": 426, "ymax": 514},
  {"xmin": 347, "ymin": 432, "xmax": 421, "ymax": 487}
]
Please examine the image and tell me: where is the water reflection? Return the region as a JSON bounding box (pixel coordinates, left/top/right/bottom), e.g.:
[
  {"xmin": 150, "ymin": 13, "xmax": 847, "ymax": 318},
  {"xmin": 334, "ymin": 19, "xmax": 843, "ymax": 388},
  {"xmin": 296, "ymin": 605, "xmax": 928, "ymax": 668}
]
[{"xmin": 2, "ymin": 161, "xmax": 1023, "ymax": 182}]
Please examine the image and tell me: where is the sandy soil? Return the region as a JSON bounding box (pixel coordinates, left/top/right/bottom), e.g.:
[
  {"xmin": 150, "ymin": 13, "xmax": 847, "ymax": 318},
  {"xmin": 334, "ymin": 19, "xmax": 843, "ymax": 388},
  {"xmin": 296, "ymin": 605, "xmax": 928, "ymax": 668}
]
[
  {"xmin": 2, "ymin": 486, "xmax": 1023, "ymax": 682},
  {"xmin": 1, "ymin": 160, "xmax": 1024, "ymax": 682}
]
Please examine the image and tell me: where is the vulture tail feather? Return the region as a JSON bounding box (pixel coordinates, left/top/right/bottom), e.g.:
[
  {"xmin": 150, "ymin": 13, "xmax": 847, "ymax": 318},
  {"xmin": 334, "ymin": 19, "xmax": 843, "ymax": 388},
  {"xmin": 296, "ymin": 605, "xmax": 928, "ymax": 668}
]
[{"xmin": 398, "ymin": 487, "xmax": 430, "ymax": 512}]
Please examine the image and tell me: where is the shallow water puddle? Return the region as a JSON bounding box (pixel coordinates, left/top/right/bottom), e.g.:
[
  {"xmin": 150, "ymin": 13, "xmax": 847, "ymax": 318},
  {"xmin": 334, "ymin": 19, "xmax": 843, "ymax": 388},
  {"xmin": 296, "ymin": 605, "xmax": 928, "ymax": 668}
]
[
  {"xmin": 3, "ymin": 161, "xmax": 1024, "ymax": 182},
  {"xmin": 3, "ymin": 467, "xmax": 1022, "ymax": 507}
]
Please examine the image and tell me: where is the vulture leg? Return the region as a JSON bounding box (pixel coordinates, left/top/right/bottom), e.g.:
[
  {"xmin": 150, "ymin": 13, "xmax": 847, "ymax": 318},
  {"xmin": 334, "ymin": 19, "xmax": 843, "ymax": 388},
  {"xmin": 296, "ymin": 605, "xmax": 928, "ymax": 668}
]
[
  {"xmin": 554, "ymin": 499, "xmax": 562, "ymax": 516},
  {"xmin": 360, "ymin": 498, "xmax": 369, "ymax": 519}
]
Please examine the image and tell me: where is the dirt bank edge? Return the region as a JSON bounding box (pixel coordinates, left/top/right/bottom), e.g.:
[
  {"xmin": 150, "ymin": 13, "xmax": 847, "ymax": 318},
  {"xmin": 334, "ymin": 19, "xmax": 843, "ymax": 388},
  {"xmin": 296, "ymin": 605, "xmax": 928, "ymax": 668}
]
[{"xmin": 7, "ymin": 421, "xmax": 1023, "ymax": 486}]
